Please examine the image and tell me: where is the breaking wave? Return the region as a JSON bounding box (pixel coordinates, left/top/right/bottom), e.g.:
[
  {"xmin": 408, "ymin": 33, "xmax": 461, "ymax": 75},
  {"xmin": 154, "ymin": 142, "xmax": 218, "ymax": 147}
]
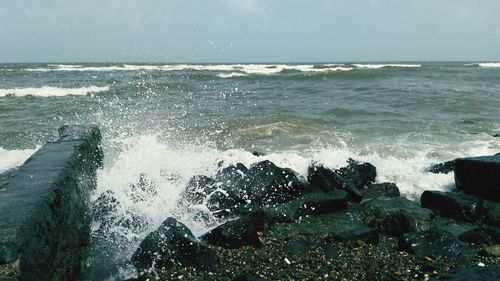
[
  {"xmin": 0, "ymin": 86, "xmax": 109, "ymax": 97},
  {"xmin": 352, "ymin": 64, "xmax": 421, "ymax": 69},
  {"xmin": 464, "ymin": 62, "xmax": 500, "ymax": 68}
]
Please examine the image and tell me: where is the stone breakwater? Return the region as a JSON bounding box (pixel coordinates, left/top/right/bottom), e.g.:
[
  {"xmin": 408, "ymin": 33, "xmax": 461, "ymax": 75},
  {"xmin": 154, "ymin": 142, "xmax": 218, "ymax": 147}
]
[
  {"xmin": 116, "ymin": 154, "xmax": 500, "ymax": 280},
  {"xmin": 0, "ymin": 126, "xmax": 102, "ymax": 281}
]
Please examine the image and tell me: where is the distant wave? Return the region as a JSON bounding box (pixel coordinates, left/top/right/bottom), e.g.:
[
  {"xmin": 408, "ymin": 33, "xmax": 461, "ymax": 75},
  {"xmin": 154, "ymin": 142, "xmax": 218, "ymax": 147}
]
[
  {"xmin": 24, "ymin": 64, "xmax": 354, "ymax": 75},
  {"xmin": 464, "ymin": 62, "xmax": 500, "ymax": 68},
  {"xmin": 352, "ymin": 64, "xmax": 421, "ymax": 69},
  {"xmin": 216, "ymin": 72, "xmax": 248, "ymax": 78},
  {"xmin": 0, "ymin": 147, "xmax": 39, "ymax": 173},
  {"xmin": 0, "ymin": 86, "xmax": 109, "ymax": 97}
]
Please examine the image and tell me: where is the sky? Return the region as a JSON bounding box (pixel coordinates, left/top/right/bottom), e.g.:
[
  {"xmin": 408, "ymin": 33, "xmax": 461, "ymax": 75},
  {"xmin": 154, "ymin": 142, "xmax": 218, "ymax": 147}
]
[{"xmin": 0, "ymin": 0, "xmax": 499, "ymax": 63}]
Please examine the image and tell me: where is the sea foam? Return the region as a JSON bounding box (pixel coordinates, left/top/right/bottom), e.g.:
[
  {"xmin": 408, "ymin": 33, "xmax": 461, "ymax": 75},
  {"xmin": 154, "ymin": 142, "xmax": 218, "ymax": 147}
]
[
  {"xmin": 0, "ymin": 86, "xmax": 109, "ymax": 97},
  {"xmin": 0, "ymin": 147, "xmax": 39, "ymax": 173},
  {"xmin": 353, "ymin": 64, "xmax": 421, "ymax": 69}
]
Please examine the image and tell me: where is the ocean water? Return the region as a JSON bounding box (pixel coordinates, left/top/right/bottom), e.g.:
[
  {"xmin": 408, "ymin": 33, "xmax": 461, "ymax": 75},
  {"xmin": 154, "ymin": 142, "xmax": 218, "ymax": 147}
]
[{"xmin": 0, "ymin": 62, "xmax": 499, "ymax": 279}]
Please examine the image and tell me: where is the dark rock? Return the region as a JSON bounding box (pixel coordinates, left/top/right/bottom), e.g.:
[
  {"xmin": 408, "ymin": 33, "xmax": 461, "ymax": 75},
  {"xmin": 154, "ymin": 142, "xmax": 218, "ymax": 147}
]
[
  {"xmin": 484, "ymin": 201, "xmax": 500, "ymax": 227},
  {"xmin": 131, "ymin": 218, "xmax": 217, "ymax": 272},
  {"xmin": 458, "ymin": 225, "xmax": 500, "ymax": 245},
  {"xmin": 337, "ymin": 158, "xmax": 376, "ymax": 189},
  {"xmin": 361, "ymin": 182, "xmax": 400, "ymax": 199},
  {"xmin": 201, "ymin": 209, "xmax": 266, "ymax": 249},
  {"xmin": 434, "ymin": 266, "xmax": 500, "ymax": 280},
  {"xmin": 432, "ymin": 216, "xmax": 477, "ymax": 238},
  {"xmin": 493, "ymin": 133, "xmax": 500, "ymax": 138},
  {"xmin": 271, "ymin": 206, "xmax": 378, "ymax": 245},
  {"xmin": 307, "ymin": 164, "xmax": 362, "ymax": 202},
  {"xmin": 261, "ymin": 190, "xmax": 349, "ymax": 222},
  {"xmin": 428, "ymin": 160, "xmax": 456, "ymax": 174},
  {"xmin": 295, "ymin": 190, "xmax": 349, "ymax": 215},
  {"xmin": 400, "ymin": 228, "xmax": 474, "ymax": 261},
  {"xmin": 181, "ymin": 175, "xmax": 217, "ymax": 204},
  {"xmin": 421, "ymin": 190, "xmax": 486, "ymax": 222},
  {"xmin": 251, "ymin": 151, "xmax": 265, "ymax": 157},
  {"xmin": 454, "ymin": 154, "xmax": 500, "ymax": 201},
  {"xmin": 361, "ymin": 196, "xmax": 433, "ymax": 236},
  {"xmin": 0, "ymin": 242, "xmax": 18, "ymax": 264},
  {"xmin": 216, "ymin": 161, "xmax": 308, "ymax": 207},
  {"xmin": 478, "ymin": 244, "xmax": 500, "ymax": 257}
]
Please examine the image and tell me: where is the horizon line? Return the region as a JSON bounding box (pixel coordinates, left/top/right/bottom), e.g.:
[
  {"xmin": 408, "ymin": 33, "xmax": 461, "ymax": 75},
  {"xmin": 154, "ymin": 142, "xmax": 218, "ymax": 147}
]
[{"xmin": 1, "ymin": 60, "xmax": 499, "ymax": 64}]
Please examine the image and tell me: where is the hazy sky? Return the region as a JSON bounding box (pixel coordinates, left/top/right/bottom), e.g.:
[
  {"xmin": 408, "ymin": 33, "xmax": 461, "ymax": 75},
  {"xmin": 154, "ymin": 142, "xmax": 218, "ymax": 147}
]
[{"xmin": 1, "ymin": 0, "xmax": 499, "ymax": 62}]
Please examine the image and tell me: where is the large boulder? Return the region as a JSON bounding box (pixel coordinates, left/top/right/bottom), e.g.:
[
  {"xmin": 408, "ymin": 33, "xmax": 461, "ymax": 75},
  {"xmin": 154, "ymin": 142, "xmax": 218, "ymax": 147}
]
[
  {"xmin": 400, "ymin": 228, "xmax": 474, "ymax": 261},
  {"xmin": 360, "ymin": 182, "xmax": 400, "ymax": 199},
  {"xmin": 216, "ymin": 161, "xmax": 308, "ymax": 207},
  {"xmin": 201, "ymin": 210, "xmax": 266, "ymax": 249},
  {"xmin": 270, "ymin": 206, "xmax": 378, "ymax": 245},
  {"xmin": 307, "ymin": 164, "xmax": 362, "ymax": 202},
  {"xmin": 420, "ymin": 190, "xmax": 486, "ymax": 223},
  {"xmin": 361, "ymin": 196, "xmax": 433, "ymax": 236},
  {"xmin": 337, "ymin": 158, "xmax": 376, "ymax": 189},
  {"xmin": 131, "ymin": 218, "xmax": 217, "ymax": 273},
  {"xmin": 454, "ymin": 154, "xmax": 500, "ymax": 201},
  {"xmin": 458, "ymin": 225, "xmax": 500, "ymax": 246},
  {"xmin": 428, "ymin": 160, "xmax": 455, "ymax": 174},
  {"xmin": 180, "ymin": 175, "xmax": 217, "ymax": 204},
  {"xmin": 484, "ymin": 201, "xmax": 500, "ymax": 227}
]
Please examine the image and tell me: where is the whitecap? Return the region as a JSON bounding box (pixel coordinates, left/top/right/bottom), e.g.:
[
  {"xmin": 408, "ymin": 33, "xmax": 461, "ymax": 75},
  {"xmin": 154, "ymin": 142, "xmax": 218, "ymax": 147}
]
[
  {"xmin": 353, "ymin": 64, "xmax": 421, "ymax": 69},
  {"xmin": 217, "ymin": 72, "xmax": 248, "ymax": 78},
  {"xmin": 0, "ymin": 86, "xmax": 109, "ymax": 97}
]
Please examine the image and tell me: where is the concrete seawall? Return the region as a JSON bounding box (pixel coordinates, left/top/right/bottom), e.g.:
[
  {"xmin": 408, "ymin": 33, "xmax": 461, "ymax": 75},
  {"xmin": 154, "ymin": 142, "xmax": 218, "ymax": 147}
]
[{"xmin": 0, "ymin": 126, "xmax": 103, "ymax": 281}]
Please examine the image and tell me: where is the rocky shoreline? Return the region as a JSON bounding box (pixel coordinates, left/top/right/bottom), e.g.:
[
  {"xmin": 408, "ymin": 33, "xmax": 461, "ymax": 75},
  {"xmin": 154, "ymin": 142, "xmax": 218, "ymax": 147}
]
[{"xmin": 113, "ymin": 153, "xmax": 500, "ymax": 280}]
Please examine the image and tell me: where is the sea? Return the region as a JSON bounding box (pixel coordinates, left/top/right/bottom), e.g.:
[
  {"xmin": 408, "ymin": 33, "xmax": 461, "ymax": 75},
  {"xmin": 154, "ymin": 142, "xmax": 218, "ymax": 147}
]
[{"xmin": 0, "ymin": 62, "xmax": 499, "ymax": 279}]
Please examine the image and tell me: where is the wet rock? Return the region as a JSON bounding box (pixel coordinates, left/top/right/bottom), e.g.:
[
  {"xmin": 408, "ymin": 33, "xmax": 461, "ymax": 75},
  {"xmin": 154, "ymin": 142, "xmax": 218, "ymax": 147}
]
[
  {"xmin": 428, "ymin": 160, "xmax": 456, "ymax": 174},
  {"xmin": 201, "ymin": 209, "xmax": 266, "ymax": 249},
  {"xmin": 131, "ymin": 217, "xmax": 217, "ymax": 272},
  {"xmin": 337, "ymin": 158, "xmax": 376, "ymax": 189},
  {"xmin": 271, "ymin": 206, "xmax": 378, "ymax": 245},
  {"xmin": 216, "ymin": 161, "xmax": 308, "ymax": 207},
  {"xmin": 361, "ymin": 182, "xmax": 400, "ymax": 199},
  {"xmin": 295, "ymin": 190, "xmax": 349, "ymax": 215},
  {"xmin": 251, "ymin": 151, "xmax": 265, "ymax": 157},
  {"xmin": 458, "ymin": 225, "xmax": 500, "ymax": 246},
  {"xmin": 421, "ymin": 190, "xmax": 486, "ymax": 223},
  {"xmin": 181, "ymin": 175, "xmax": 217, "ymax": 204},
  {"xmin": 484, "ymin": 201, "xmax": 500, "ymax": 227},
  {"xmin": 454, "ymin": 154, "xmax": 500, "ymax": 201},
  {"xmin": 307, "ymin": 164, "xmax": 362, "ymax": 202},
  {"xmin": 478, "ymin": 244, "xmax": 500, "ymax": 257},
  {"xmin": 400, "ymin": 228, "xmax": 474, "ymax": 261},
  {"xmin": 361, "ymin": 196, "xmax": 433, "ymax": 236},
  {"xmin": 434, "ymin": 266, "xmax": 500, "ymax": 280},
  {"xmin": 432, "ymin": 216, "xmax": 477, "ymax": 238},
  {"xmin": 0, "ymin": 242, "xmax": 18, "ymax": 264}
]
